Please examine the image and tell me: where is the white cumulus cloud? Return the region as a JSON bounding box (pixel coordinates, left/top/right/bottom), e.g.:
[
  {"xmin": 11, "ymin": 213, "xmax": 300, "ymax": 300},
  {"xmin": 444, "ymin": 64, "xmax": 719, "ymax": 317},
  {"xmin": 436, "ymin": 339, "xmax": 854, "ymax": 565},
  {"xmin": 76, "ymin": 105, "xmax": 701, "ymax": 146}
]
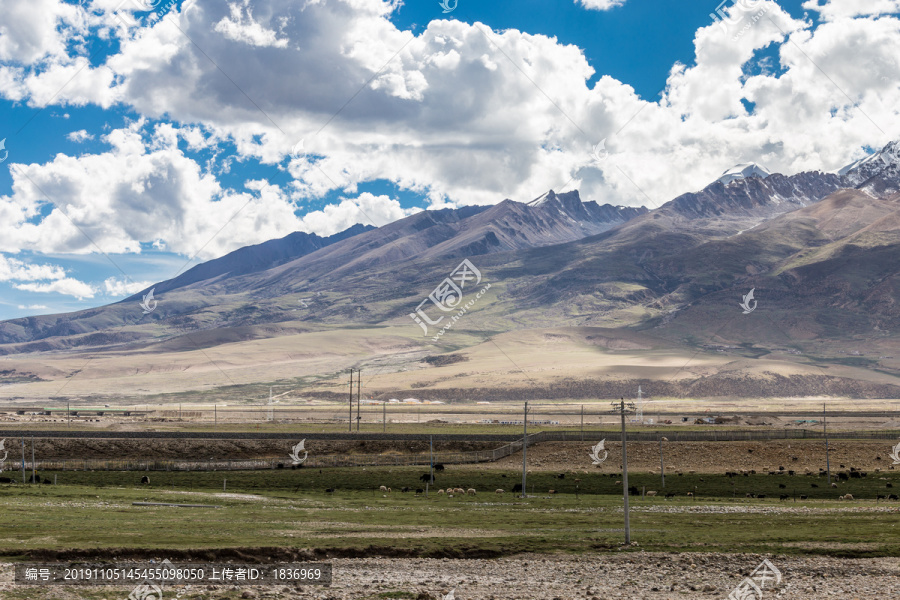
[
  {"xmin": 0, "ymin": 254, "xmax": 67, "ymax": 281},
  {"xmin": 576, "ymin": 0, "xmax": 627, "ymax": 10},
  {"xmin": 803, "ymin": 0, "xmax": 900, "ymax": 20},
  {"xmin": 66, "ymin": 129, "xmax": 94, "ymax": 142},
  {"xmin": 0, "ymin": 0, "xmax": 898, "ymax": 263},
  {"xmin": 103, "ymin": 277, "xmax": 154, "ymax": 296},
  {"xmin": 298, "ymin": 193, "xmax": 420, "ymax": 237},
  {"xmin": 14, "ymin": 278, "xmax": 95, "ymax": 299}
]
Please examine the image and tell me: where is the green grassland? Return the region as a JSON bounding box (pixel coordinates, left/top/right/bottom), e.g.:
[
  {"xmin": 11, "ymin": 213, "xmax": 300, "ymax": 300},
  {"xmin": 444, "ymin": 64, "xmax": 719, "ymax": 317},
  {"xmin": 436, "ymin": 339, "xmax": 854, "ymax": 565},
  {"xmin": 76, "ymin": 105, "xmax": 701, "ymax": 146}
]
[
  {"xmin": 7, "ymin": 467, "xmax": 899, "ymax": 501},
  {"xmin": 2, "ymin": 466, "xmax": 900, "ymax": 600},
  {"xmin": 1, "ymin": 467, "xmax": 900, "ymax": 561}
]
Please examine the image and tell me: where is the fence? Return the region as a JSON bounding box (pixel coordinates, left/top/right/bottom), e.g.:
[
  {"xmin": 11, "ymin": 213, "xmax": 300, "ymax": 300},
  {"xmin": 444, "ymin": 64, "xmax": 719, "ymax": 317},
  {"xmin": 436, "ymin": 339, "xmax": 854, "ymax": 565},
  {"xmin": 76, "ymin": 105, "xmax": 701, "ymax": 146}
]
[
  {"xmin": 535, "ymin": 429, "xmax": 900, "ymax": 442},
  {"xmin": 23, "ymin": 436, "xmax": 535, "ymax": 472},
  {"xmin": 16, "ymin": 429, "xmax": 900, "ymax": 472}
]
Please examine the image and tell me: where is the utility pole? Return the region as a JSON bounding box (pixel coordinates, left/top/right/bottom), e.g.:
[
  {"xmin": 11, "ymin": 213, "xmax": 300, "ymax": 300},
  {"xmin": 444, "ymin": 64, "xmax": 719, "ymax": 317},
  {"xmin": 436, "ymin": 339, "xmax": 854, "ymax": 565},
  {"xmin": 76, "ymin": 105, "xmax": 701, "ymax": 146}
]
[
  {"xmin": 383, "ymin": 401, "xmax": 386, "ymax": 433},
  {"xmin": 357, "ymin": 369, "xmax": 361, "ymax": 432},
  {"xmin": 67, "ymin": 400, "xmax": 70, "ymax": 428},
  {"xmin": 824, "ymin": 403, "xmax": 831, "ymax": 486},
  {"xmin": 348, "ymin": 369, "xmax": 354, "ymax": 433},
  {"xmin": 21, "ymin": 437, "xmax": 25, "ymax": 484},
  {"xmin": 659, "ymin": 437, "xmax": 665, "ymax": 489},
  {"xmin": 31, "ymin": 437, "xmax": 35, "ymax": 483},
  {"xmin": 521, "ymin": 402, "xmax": 528, "ymax": 498},
  {"xmin": 581, "ymin": 405, "xmax": 584, "ymax": 441},
  {"xmin": 430, "ymin": 435, "xmax": 434, "ymax": 484},
  {"xmin": 611, "ymin": 398, "xmax": 636, "ymax": 545}
]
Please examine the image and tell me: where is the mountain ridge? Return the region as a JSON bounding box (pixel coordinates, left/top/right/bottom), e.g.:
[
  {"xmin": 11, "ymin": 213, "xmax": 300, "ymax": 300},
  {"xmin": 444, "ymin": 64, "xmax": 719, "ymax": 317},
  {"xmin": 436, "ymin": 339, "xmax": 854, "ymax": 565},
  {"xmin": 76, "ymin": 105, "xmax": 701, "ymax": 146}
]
[{"xmin": 3, "ymin": 140, "xmax": 900, "ymax": 355}]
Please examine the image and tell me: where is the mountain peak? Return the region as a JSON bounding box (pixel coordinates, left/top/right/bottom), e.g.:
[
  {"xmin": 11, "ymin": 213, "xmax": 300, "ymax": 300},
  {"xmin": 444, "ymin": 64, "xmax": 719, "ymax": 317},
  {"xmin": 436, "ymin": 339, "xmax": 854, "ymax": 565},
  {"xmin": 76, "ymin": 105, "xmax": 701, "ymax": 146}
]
[
  {"xmin": 527, "ymin": 189, "xmax": 581, "ymax": 207},
  {"xmin": 839, "ymin": 140, "xmax": 900, "ymax": 177},
  {"xmin": 839, "ymin": 140, "xmax": 900, "ymax": 195},
  {"xmin": 718, "ymin": 163, "xmax": 772, "ymax": 186}
]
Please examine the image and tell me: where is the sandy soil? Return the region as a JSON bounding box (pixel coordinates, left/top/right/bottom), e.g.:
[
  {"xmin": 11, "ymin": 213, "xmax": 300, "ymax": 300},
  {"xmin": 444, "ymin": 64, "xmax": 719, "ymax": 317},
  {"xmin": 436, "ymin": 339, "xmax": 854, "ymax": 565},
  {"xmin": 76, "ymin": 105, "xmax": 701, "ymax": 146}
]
[{"xmin": 5, "ymin": 325, "xmax": 900, "ymax": 403}]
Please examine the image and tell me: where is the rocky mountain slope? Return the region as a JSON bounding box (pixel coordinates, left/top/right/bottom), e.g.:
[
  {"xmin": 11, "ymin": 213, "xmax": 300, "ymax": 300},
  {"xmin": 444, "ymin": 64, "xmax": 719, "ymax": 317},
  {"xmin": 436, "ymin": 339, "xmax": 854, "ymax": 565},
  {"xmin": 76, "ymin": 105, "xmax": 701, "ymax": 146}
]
[{"xmin": 2, "ymin": 141, "xmax": 900, "ymax": 361}]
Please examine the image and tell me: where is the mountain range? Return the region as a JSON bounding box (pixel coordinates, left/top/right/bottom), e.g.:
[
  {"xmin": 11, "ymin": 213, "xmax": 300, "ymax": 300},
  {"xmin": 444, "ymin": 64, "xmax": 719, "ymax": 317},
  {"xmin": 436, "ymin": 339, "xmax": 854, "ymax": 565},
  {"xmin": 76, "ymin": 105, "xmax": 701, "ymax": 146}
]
[{"xmin": 3, "ymin": 140, "xmax": 900, "ymax": 400}]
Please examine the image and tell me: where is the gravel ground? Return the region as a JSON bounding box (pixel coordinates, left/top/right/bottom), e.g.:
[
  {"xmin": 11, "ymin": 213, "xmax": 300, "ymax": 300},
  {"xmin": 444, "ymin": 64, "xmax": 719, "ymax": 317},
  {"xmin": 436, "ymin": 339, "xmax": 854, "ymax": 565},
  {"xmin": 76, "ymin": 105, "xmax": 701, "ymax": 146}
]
[{"xmin": 2, "ymin": 553, "xmax": 899, "ymax": 599}]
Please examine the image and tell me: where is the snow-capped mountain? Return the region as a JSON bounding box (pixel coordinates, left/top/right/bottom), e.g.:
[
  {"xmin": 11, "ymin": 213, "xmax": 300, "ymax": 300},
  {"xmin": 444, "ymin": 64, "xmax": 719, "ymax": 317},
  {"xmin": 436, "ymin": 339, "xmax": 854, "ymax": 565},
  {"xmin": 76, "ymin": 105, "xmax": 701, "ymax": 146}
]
[
  {"xmin": 717, "ymin": 163, "xmax": 772, "ymax": 186},
  {"xmin": 839, "ymin": 140, "xmax": 900, "ymax": 195},
  {"xmin": 664, "ymin": 169, "xmax": 845, "ymax": 220}
]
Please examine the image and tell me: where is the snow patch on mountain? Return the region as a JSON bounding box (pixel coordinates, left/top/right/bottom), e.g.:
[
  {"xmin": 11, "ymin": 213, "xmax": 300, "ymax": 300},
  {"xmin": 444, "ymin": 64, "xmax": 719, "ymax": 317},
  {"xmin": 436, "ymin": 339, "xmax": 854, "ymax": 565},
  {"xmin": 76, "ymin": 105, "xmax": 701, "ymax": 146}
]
[
  {"xmin": 718, "ymin": 163, "xmax": 773, "ymax": 186},
  {"xmin": 839, "ymin": 141, "xmax": 900, "ymax": 187}
]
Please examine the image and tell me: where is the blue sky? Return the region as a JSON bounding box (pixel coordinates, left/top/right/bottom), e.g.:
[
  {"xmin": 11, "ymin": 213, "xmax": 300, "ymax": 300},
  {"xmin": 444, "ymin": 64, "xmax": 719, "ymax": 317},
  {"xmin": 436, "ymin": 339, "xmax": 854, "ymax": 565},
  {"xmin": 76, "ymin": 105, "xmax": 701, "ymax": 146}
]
[{"xmin": 0, "ymin": 0, "xmax": 897, "ymax": 320}]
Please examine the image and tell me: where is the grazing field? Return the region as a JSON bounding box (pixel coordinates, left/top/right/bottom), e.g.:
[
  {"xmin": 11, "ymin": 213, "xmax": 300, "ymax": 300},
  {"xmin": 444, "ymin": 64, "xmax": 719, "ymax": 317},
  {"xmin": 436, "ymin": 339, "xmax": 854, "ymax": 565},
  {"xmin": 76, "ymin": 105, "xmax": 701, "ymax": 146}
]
[
  {"xmin": 2, "ymin": 467, "xmax": 900, "ymax": 558},
  {"xmin": 1, "ymin": 468, "xmax": 900, "ymax": 598},
  {"xmin": 3, "ymin": 439, "xmax": 900, "ymax": 598}
]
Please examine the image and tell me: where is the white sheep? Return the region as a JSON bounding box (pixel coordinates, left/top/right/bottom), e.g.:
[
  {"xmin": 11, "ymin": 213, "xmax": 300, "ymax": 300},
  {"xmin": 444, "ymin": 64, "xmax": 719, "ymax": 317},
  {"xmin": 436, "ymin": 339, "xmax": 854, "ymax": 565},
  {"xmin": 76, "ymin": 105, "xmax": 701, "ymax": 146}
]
[
  {"xmin": 646, "ymin": 490, "xmax": 658, "ymax": 497},
  {"xmin": 437, "ymin": 489, "xmax": 445, "ymax": 494},
  {"xmin": 495, "ymin": 489, "xmax": 504, "ymax": 494},
  {"xmin": 379, "ymin": 485, "xmax": 388, "ymax": 492},
  {"xmin": 467, "ymin": 488, "xmax": 476, "ymax": 495}
]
